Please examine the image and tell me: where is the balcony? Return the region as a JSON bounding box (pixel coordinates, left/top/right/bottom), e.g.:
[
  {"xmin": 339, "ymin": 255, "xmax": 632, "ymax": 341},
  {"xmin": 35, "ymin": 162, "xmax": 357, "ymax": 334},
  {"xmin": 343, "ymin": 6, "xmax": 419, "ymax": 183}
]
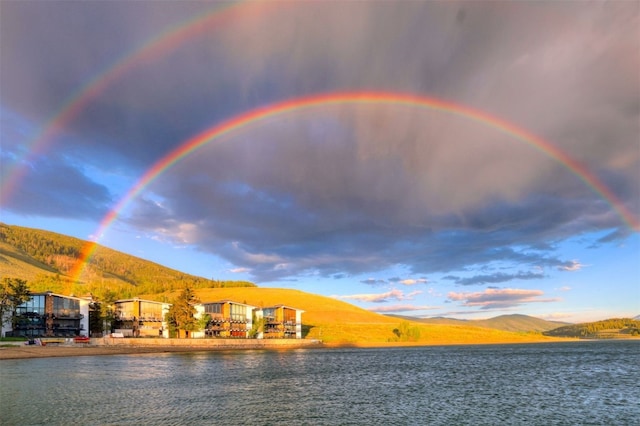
[
  {"xmin": 139, "ymin": 315, "xmax": 163, "ymax": 322},
  {"xmin": 53, "ymin": 311, "xmax": 83, "ymax": 320}
]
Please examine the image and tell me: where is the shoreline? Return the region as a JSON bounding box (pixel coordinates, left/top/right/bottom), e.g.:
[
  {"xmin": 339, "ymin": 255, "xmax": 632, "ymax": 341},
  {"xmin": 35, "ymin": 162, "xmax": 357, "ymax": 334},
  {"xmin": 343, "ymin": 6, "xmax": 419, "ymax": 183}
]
[
  {"xmin": 0, "ymin": 337, "xmax": 323, "ymax": 360},
  {"xmin": 5, "ymin": 336, "xmax": 635, "ymax": 360}
]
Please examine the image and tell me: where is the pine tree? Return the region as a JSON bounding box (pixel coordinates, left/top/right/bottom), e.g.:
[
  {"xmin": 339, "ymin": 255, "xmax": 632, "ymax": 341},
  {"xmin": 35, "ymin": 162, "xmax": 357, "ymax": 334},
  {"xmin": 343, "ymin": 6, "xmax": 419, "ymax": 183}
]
[
  {"xmin": 0, "ymin": 278, "xmax": 31, "ymax": 336},
  {"xmin": 165, "ymin": 287, "xmax": 200, "ymax": 338}
]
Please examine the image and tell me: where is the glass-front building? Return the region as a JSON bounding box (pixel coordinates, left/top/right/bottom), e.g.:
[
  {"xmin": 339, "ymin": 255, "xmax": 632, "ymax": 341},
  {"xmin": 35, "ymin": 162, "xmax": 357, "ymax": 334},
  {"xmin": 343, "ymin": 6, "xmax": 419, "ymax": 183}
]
[
  {"xmin": 258, "ymin": 305, "xmax": 304, "ymax": 339},
  {"xmin": 113, "ymin": 298, "xmax": 171, "ymax": 338},
  {"xmin": 196, "ymin": 300, "xmax": 255, "ymax": 338},
  {"xmin": 8, "ymin": 292, "xmax": 90, "ymax": 338}
]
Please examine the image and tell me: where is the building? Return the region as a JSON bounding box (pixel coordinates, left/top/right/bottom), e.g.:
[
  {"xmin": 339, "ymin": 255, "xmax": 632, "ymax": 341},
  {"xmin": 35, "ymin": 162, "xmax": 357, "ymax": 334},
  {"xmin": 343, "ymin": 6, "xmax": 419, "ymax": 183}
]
[
  {"xmin": 113, "ymin": 298, "xmax": 171, "ymax": 338},
  {"xmin": 6, "ymin": 292, "xmax": 91, "ymax": 338},
  {"xmin": 194, "ymin": 300, "xmax": 256, "ymax": 338},
  {"xmin": 256, "ymin": 305, "xmax": 304, "ymax": 339}
]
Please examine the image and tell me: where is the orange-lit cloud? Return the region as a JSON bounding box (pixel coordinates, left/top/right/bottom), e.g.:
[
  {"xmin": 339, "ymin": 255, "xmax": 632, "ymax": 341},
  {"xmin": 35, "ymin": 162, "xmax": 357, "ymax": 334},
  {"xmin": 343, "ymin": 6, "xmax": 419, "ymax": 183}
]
[
  {"xmin": 448, "ymin": 288, "xmax": 560, "ymax": 310},
  {"xmin": 333, "ymin": 289, "xmax": 422, "ymax": 303},
  {"xmin": 368, "ymin": 304, "xmax": 437, "ymax": 313}
]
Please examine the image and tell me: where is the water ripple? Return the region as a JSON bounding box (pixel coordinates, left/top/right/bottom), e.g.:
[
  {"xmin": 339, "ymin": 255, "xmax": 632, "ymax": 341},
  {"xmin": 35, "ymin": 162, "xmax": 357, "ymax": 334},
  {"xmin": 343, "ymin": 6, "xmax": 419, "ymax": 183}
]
[{"xmin": 1, "ymin": 341, "xmax": 638, "ymax": 425}]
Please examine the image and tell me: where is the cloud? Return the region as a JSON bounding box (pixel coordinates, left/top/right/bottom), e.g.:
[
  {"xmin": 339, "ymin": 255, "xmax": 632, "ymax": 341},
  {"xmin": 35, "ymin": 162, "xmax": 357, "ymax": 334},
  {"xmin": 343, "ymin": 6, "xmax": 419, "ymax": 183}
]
[
  {"xmin": 557, "ymin": 261, "xmax": 584, "ymax": 272},
  {"xmin": 444, "ymin": 270, "xmax": 546, "ymax": 286},
  {"xmin": 1, "ymin": 2, "xmax": 637, "ymax": 283},
  {"xmin": 447, "ymin": 288, "xmax": 560, "ymax": 310},
  {"xmin": 389, "ymin": 278, "xmax": 428, "ymax": 286},
  {"xmin": 433, "ymin": 308, "xmax": 512, "ymax": 318},
  {"xmin": 595, "ymin": 228, "xmax": 633, "ymax": 244},
  {"xmin": 368, "ymin": 304, "xmax": 437, "ymax": 313},
  {"xmin": 332, "ymin": 289, "xmax": 421, "ymax": 304},
  {"xmin": 361, "ymin": 278, "xmax": 387, "ymax": 286},
  {"xmin": 540, "ymin": 312, "xmax": 574, "ymax": 321},
  {"xmin": 1, "ymin": 152, "xmax": 112, "ymax": 220}
]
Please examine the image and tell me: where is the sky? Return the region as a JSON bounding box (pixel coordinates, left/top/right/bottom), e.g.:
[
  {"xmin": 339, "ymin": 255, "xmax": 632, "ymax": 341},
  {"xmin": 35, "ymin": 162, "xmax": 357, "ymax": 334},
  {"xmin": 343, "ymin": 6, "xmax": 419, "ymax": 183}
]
[{"xmin": 1, "ymin": 1, "xmax": 638, "ymax": 323}]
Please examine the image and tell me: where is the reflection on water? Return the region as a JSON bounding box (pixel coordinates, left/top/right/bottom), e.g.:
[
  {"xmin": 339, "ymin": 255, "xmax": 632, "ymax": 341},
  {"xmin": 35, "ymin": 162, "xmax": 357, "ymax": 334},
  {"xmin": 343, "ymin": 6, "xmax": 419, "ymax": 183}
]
[{"xmin": 1, "ymin": 341, "xmax": 638, "ymax": 425}]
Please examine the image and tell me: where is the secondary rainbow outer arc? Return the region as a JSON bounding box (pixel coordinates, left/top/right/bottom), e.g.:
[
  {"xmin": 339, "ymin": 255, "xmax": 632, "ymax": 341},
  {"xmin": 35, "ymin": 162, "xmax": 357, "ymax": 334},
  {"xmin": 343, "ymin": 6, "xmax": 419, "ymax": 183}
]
[
  {"xmin": 0, "ymin": 0, "xmax": 270, "ymax": 206},
  {"xmin": 69, "ymin": 91, "xmax": 640, "ymax": 283}
]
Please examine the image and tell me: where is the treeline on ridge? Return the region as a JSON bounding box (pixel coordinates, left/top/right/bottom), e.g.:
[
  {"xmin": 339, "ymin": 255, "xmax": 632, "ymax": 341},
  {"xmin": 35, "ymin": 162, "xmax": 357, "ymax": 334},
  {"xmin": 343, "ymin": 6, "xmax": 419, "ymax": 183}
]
[
  {"xmin": 0, "ymin": 223, "xmax": 255, "ymax": 300},
  {"xmin": 543, "ymin": 318, "xmax": 640, "ymax": 338}
]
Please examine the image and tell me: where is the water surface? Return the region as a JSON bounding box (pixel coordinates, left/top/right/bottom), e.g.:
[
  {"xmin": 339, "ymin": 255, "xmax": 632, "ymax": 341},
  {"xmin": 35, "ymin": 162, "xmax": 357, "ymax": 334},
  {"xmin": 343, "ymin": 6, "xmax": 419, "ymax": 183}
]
[{"xmin": 1, "ymin": 341, "xmax": 638, "ymax": 425}]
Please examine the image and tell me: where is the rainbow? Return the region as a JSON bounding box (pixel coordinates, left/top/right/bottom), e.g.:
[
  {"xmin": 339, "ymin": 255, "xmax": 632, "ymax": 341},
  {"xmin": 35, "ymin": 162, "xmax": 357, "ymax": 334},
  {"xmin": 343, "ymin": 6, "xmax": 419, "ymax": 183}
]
[
  {"xmin": 0, "ymin": 0, "xmax": 277, "ymax": 206},
  {"xmin": 69, "ymin": 91, "xmax": 640, "ymax": 282}
]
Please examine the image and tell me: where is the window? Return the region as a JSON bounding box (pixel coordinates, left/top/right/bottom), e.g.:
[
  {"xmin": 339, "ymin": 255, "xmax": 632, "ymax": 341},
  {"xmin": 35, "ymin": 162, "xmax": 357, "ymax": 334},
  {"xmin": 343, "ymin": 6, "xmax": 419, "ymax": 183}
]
[
  {"xmin": 53, "ymin": 296, "xmax": 80, "ymax": 317},
  {"xmin": 116, "ymin": 302, "xmax": 135, "ymax": 320},
  {"xmin": 204, "ymin": 304, "xmax": 222, "ymax": 314},
  {"xmin": 284, "ymin": 308, "xmax": 296, "ymax": 323},
  {"xmin": 15, "ymin": 295, "xmax": 45, "ymax": 316},
  {"xmin": 230, "ymin": 304, "xmax": 246, "ymax": 322},
  {"xmin": 140, "ymin": 302, "xmax": 163, "ymax": 320},
  {"xmin": 263, "ymin": 308, "xmax": 276, "ymax": 322}
]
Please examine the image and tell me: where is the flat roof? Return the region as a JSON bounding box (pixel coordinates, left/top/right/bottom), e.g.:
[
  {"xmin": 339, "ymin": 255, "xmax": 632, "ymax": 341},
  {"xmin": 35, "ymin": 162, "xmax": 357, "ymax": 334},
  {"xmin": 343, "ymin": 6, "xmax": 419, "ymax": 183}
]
[
  {"xmin": 261, "ymin": 305, "xmax": 305, "ymax": 313},
  {"xmin": 199, "ymin": 300, "xmax": 256, "ymax": 308},
  {"xmin": 29, "ymin": 291, "xmax": 91, "ymax": 302},
  {"xmin": 114, "ymin": 298, "xmax": 171, "ymax": 306}
]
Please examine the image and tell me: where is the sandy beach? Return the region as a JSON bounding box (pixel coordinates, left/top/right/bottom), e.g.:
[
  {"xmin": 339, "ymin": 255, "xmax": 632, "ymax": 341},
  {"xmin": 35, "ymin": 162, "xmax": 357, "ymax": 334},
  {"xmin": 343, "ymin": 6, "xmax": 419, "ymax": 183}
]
[
  {"xmin": 0, "ymin": 344, "xmax": 235, "ymax": 360},
  {"xmin": 0, "ymin": 341, "xmax": 322, "ymax": 360}
]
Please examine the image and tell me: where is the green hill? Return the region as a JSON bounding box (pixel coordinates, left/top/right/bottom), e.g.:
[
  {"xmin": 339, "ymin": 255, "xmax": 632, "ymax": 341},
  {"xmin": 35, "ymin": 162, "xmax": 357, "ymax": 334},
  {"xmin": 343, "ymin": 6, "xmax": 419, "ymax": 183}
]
[
  {"xmin": 0, "ymin": 223, "xmax": 254, "ymax": 301},
  {"xmin": 543, "ymin": 318, "xmax": 640, "ymax": 339},
  {"xmin": 387, "ymin": 313, "xmax": 568, "ymax": 333}
]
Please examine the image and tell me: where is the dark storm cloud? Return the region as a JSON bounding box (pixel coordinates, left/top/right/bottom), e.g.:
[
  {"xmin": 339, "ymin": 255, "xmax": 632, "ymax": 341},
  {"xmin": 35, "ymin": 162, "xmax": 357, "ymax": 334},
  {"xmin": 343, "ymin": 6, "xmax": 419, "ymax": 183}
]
[
  {"xmin": 2, "ymin": 153, "xmax": 112, "ymax": 220},
  {"xmin": 1, "ymin": 2, "xmax": 637, "ymax": 282}
]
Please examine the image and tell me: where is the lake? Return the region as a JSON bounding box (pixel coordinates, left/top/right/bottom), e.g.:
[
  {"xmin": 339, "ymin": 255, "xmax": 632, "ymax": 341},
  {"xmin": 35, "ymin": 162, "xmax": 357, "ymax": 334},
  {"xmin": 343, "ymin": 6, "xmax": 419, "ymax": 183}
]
[{"xmin": 1, "ymin": 340, "xmax": 638, "ymax": 425}]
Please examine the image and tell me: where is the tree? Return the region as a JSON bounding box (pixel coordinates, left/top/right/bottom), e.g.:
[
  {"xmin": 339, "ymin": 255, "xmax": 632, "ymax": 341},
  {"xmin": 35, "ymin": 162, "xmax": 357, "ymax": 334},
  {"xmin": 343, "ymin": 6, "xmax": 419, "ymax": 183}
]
[
  {"xmin": 249, "ymin": 313, "xmax": 265, "ymax": 339},
  {"xmin": 88, "ymin": 290, "xmax": 118, "ymax": 336},
  {"xmin": 391, "ymin": 321, "xmax": 422, "ymax": 342},
  {"xmin": 0, "ymin": 278, "xmax": 31, "ymax": 337},
  {"xmin": 89, "ymin": 301, "xmax": 102, "ymax": 336},
  {"xmin": 98, "ymin": 289, "xmax": 118, "ymax": 335},
  {"xmin": 198, "ymin": 313, "xmax": 212, "ymax": 335},
  {"xmin": 165, "ymin": 287, "xmax": 199, "ymax": 338}
]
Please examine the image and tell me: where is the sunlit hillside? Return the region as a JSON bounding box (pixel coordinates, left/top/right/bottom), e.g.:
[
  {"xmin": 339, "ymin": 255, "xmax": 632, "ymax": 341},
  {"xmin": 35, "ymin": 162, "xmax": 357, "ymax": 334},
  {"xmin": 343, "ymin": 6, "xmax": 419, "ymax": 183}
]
[
  {"xmin": 0, "ymin": 223, "xmax": 255, "ymax": 299},
  {"xmin": 144, "ymin": 287, "xmax": 564, "ymax": 345}
]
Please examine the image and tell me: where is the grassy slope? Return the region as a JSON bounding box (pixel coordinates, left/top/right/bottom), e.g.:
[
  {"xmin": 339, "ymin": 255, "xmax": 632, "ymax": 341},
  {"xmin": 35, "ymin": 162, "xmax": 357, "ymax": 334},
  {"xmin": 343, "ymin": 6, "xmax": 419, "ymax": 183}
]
[
  {"xmin": 0, "ymin": 224, "xmax": 254, "ymax": 296},
  {"xmin": 143, "ymin": 287, "xmax": 565, "ymax": 345},
  {"xmin": 0, "ymin": 238, "xmax": 144, "ymax": 295},
  {"xmin": 0, "ymin": 241, "xmax": 59, "ymax": 281}
]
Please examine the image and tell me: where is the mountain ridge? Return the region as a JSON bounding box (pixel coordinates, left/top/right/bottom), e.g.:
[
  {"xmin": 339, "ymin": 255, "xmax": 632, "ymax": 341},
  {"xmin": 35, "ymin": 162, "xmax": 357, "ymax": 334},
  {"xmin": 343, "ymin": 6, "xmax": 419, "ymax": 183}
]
[{"xmin": 386, "ymin": 313, "xmax": 569, "ymax": 333}]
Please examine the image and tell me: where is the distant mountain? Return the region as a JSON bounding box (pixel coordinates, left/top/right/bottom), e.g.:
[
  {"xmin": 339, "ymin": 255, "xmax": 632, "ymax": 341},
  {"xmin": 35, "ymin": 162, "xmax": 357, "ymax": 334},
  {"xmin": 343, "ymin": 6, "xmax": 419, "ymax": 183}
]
[
  {"xmin": 0, "ymin": 223, "xmax": 255, "ymax": 300},
  {"xmin": 387, "ymin": 313, "xmax": 568, "ymax": 333},
  {"xmin": 634, "ymin": 314, "xmax": 640, "ymax": 321}
]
